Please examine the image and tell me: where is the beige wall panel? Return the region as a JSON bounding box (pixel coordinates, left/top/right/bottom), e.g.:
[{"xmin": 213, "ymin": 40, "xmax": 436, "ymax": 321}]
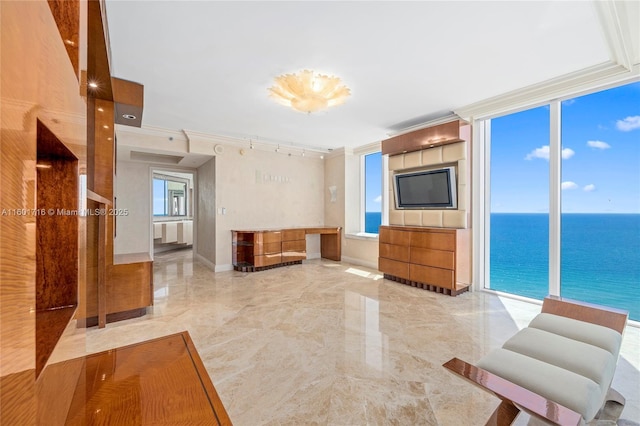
[
  {"xmin": 388, "ymin": 154, "xmax": 404, "ymax": 171},
  {"xmin": 420, "ymin": 211, "xmax": 444, "ymax": 227},
  {"xmin": 443, "ymin": 141, "xmax": 467, "ymax": 162},
  {"xmin": 404, "ymin": 210, "xmax": 422, "ymax": 226},
  {"xmin": 421, "ymin": 146, "xmax": 443, "ymax": 166},
  {"xmin": 389, "ymin": 210, "xmax": 405, "ymax": 226},
  {"xmin": 403, "ymin": 151, "xmax": 422, "ymax": 169},
  {"xmin": 443, "ymin": 210, "xmax": 467, "ymax": 228}
]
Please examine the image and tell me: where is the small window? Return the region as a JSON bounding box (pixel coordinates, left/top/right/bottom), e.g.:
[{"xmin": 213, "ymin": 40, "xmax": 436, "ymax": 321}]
[
  {"xmin": 363, "ymin": 151, "xmax": 382, "ymax": 234},
  {"xmin": 153, "ymin": 174, "xmax": 189, "ymax": 217}
]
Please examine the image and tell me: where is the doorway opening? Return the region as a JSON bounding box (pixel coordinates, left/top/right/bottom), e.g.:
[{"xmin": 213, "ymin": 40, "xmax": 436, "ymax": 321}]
[{"xmin": 152, "ymin": 169, "xmax": 195, "ymax": 255}]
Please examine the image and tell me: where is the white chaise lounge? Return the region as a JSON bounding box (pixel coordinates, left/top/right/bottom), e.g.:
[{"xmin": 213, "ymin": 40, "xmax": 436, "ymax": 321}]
[{"xmin": 444, "ymin": 296, "xmax": 628, "ymax": 426}]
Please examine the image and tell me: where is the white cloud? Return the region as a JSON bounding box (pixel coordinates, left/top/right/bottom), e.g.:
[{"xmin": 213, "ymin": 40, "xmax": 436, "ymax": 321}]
[
  {"xmin": 562, "ymin": 181, "xmax": 578, "ymax": 190},
  {"xmin": 525, "ymin": 145, "xmax": 574, "ymax": 160},
  {"xmin": 525, "ymin": 145, "xmax": 549, "ymax": 160},
  {"xmin": 616, "ymin": 116, "xmax": 640, "ymax": 131},
  {"xmin": 583, "ymin": 184, "xmax": 596, "ymax": 192},
  {"xmin": 562, "ymin": 99, "xmax": 576, "ymax": 106},
  {"xmin": 373, "ymin": 195, "xmax": 382, "ymax": 203},
  {"xmin": 587, "ymin": 140, "xmax": 610, "ymax": 150},
  {"xmin": 562, "ymin": 148, "xmax": 575, "ymax": 159}
]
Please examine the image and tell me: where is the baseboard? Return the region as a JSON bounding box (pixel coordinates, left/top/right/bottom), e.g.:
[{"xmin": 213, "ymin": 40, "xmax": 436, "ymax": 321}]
[
  {"xmin": 215, "ymin": 264, "xmax": 233, "ymax": 272},
  {"xmin": 340, "ymin": 256, "xmax": 379, "ymax": 271},
  {"xmin": 194, "ymin": 253, "xmax": 216, "ymax": 271},
  {"xmin": 306, "ymin": 252, "xmax": 321, "ymax": 260}
]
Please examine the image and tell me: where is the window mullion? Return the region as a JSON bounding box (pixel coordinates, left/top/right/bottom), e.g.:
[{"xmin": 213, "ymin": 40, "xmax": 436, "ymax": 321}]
[{"xmin": 549, "ymin": 101, "xmax": 562, "ymax": 297}]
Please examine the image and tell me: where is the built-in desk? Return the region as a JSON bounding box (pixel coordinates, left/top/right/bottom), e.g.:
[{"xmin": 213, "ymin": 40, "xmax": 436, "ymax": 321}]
[
  {"xmin": 232, "ymin": 227, "xmax": 341, "ymax": 272},
  {"xmin": 38, "ymin": 331, "xmax": 232, "ymax": 425}
]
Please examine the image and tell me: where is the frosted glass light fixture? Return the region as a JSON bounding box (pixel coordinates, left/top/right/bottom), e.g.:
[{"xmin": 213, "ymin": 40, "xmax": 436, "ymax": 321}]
[{"xmin": 269, "ymin": 69, "xmax": 351, "ymax": 113}]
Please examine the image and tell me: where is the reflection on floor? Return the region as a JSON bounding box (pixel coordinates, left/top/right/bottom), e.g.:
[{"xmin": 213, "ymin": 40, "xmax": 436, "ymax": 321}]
[{"xmin": 53, "ymin": 249, "xmax": 640, "ymax": 425}]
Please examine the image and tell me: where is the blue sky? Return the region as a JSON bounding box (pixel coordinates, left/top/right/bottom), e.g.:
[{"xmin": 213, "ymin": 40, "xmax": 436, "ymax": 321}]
[
  {"xmin": 491, "ymin": 81, "xmax": 640, "ymax": 213},
  {"xmin": 365, "ymin": 151, "xmax": 382, "ymax": 212}
]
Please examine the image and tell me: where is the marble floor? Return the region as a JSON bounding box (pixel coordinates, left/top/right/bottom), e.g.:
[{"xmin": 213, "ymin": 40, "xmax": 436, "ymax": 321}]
[{"xmin": 53, "ymin": 249, "xmax": 640, "ymax": 425}]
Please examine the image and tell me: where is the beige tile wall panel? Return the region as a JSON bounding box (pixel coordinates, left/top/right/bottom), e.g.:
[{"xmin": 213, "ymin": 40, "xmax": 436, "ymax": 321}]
[
  {"xmin": 456, "ymin": 184, "xmax": 467, "ymax": 211},
  {"xmin": 443, "ymin": 210, "xmax": 467, "ymax": 229},
  {"xmin": 389, "ymin": 210, "xmax": 405, "ymax": 226},
  {"xmin": 403, "ymin": 151, "xmax": 422, "ymax": 169},
  {"xmin": 388, "ymin": 154, "xmax": 404, "ymax": 171},
  {"xmin": 420, "ymin": 211, "xmax": 444, "ymax": 227},
  {"xmin": 421, "ymin": 146, "xmax": 443, "ymax": 166},
  {"xmin": 458, "ymin": 159, "xmax": 467, "ymax": 182},
  {"xmin": 443, "ymin": 141, "xmax": 467, "ymax": 162},
  {"xmin": 404, "ymin": 210, "xmax": 423, "ymax": 226}
]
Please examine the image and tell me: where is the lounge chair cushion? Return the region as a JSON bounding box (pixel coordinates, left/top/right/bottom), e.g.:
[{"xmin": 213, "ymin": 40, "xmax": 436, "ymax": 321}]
[
  {"xmin": 477, "ymin": 348, "xmax": 603, "ymax": 421},
  {"xmin": 502, "ymin": 327, "xmax": 616, "ymax": 395},
  {"xmin": 529, "ymin": 313, "xmax": 622, "ymax": 357}
]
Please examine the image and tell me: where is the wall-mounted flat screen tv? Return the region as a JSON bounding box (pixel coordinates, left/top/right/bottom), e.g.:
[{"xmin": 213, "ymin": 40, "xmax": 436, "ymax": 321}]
[{"xmin": 394, "ymin": 166, "xmax": 457, "ymax": 209}]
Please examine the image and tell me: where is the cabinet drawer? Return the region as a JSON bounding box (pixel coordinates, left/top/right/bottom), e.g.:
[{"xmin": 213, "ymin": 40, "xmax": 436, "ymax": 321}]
[
  {"xmin": 282, "ymin": 250, "xmax": 306, "ymax": 262},
  {"xmin": 379, "ymin": 227, "xmax": 411, "ymax": 245},
  {"xmin": 409, "ymin": 264, "xmax": 454, "ymax": 289},
  {"xmin": 282, "ymin": 229, "xmax": 305, "ymax": 241},
  {"xmin": 379, "ymin": 243, "xmax": 409, "ymax": 262},
  {"xmin": 282, "ymin": 240, "xmax": 305, "ymax": 253},
  {"xmin": 410, "ymin": 247, "xmax": 454, "ymax": 269},
  {"xmin": 411, "ymin": 232, "xmax": 455, "ymax": 251},
  {"xmin": 378, "ymin": 257, "xmax": 410, "ymax": 280},
  {"xmin": 254, "ymin": 242, "xmax": 281, "ymax": 255},
  {"xmin": 255, "ymin": 231, "xmax": 282, "ymax": 244},
  {"xmin": 254, "ymin": 254, "xmax": 282, "ymax": 267}
]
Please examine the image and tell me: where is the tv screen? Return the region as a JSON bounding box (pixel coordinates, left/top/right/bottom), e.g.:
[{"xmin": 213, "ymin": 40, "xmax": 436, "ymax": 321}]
[{"xmin": 394, "ymin": 167, "xmax": 457, "ymax": 209}]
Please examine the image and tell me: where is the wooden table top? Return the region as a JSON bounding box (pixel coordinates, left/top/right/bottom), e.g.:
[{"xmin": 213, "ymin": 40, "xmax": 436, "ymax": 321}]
[{"xmin": 55, "ymin": 331, "xmax": 232, "ymax": 425}]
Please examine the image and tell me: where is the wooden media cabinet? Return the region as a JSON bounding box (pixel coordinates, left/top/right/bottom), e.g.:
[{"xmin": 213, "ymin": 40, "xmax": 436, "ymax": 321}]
[{"xmin": 378, "ymin": 225, "xmax": 471, "ymax": 296}]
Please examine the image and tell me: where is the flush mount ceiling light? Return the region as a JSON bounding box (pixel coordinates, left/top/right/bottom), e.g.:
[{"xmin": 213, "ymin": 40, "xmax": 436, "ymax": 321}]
[{"xmin": 268, "ymin": 69, "xmax": 350, "ymax": 114}]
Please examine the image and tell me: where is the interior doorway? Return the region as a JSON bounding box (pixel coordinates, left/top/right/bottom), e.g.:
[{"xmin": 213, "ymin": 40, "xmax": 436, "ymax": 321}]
[{"xmin": 152, "ymin": 169, "xmax": 195, "ymax": 255}]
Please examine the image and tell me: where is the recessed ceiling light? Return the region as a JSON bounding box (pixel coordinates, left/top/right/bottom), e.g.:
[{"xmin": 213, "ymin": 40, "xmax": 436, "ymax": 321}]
[
  {"xmin": 103, "ymin": 125, "xmax": 109, "ymax": 129},
  {"xmin": 97, "ymin": 107, "xmax": 104, "ymax": 112},
  {"xmin": 122, "ymin": 114, "xmax": 136, "ymax": 120},
  {"xmin": 107, "ymin": 137, "xmax": 113, "ymax": 141},
  {"xmin": 64, "ymin": 39, "xmax": 75, "ymax": 46},
  {"xmin": 88, "ymin": 82, "xmax": 98, "ymax": 89}
]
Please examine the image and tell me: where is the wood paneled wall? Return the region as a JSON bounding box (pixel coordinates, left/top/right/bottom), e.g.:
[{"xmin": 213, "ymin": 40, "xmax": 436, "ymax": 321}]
[{"xmin": 0, "ymin": 0, "xmax": 87, "ymax": 423}]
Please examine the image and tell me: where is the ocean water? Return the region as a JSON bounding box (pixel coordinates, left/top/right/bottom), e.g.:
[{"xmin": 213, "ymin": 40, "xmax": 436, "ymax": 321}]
[
  {"xmin": 491, "ymin": 213, "xmax": 640, "ymax": 321},
  {"xmin": 369, "ymin": 211, "xmax": 639, "ymax": 320},
  {"xmin": 365, "ymin": 212, "xmax": 382, "ymax": 234}
]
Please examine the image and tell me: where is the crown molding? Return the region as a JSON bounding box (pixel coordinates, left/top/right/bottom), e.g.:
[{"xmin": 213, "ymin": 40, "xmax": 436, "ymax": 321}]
[
  {"xmin": 455, "ymin": 0, "xmax": 640, "ymax": 121},
  {"xmin": 455, "ymin": 61, "xmax": 636, "ymax": 121},
  {"xmin": 594, "ymin": 0, "xmax": 636, "ymax": 70}
]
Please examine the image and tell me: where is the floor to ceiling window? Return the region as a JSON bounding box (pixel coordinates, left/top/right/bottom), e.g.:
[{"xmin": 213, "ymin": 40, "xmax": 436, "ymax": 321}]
[
  {"xmin": 489, "ymin": 106, "xmax": 550, "ymax": 300},
  {"xmin": 486, "ymin": 81, "xmax": 640, "ymax": 321},
  {"xmin": 560, "ymin": 83, "xmax": 640, "ymax": 319}
]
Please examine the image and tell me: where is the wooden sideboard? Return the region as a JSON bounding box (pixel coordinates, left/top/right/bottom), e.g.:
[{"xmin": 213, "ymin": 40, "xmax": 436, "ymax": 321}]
[
  {"xmin": 232, "ymin": 227, "xmax": 341, "ymax": 272},
  {"xmin": 378, "ymin": 225, "xmax": 471, "ymax": 296}
]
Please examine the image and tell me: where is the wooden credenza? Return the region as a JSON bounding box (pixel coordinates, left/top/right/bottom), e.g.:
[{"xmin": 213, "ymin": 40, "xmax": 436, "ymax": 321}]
[
  {"xmin": 378, "ymin": 225, "xmax": 471, "ymax": 296},
  {"xmin": 232, "ymin": 227, "xmax": 341, "ymax": 272}
]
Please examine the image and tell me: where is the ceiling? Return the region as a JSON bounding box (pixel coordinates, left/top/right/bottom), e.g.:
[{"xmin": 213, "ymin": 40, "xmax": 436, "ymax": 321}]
[{"xmin": 105, "ymin": 1, "xmax": 613, "ymax": 151}]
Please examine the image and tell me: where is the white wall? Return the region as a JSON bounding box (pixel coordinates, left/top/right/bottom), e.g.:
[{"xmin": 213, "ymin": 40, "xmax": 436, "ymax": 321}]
[
  {"xmin": 196, "ymin": 158, "xmax": 216, "ymax": 268},
  {"xmin": 214, "ymin": 146, "xmax": 325, "ymax": 270},
  {"xmin": 114, "ymin": 161, "xmax": 151, "ymax": 256}
]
